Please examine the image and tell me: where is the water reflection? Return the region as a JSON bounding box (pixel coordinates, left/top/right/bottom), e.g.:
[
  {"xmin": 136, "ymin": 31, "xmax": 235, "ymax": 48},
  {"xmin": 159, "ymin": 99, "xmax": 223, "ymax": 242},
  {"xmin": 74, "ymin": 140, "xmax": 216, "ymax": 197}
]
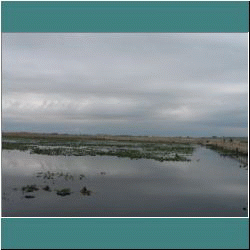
[{"xmin": 1, "ymin": 146, "xmax": 248, "ymax": 217}]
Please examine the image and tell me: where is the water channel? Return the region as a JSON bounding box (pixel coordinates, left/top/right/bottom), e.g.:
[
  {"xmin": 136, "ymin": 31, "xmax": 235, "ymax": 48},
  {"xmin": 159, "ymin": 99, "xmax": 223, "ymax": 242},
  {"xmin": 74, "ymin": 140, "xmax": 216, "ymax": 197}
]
[{"xmin": 1, "ymin": 146, "xmax": 248, "ymax": 217}]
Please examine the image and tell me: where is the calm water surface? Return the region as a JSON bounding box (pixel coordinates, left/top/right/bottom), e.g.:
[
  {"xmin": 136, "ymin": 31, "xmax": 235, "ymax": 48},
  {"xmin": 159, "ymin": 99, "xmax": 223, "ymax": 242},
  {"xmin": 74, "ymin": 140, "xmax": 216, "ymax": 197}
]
[{"xmin": 2, "ymin": 146, "xmax": 248, "ymax": 217}]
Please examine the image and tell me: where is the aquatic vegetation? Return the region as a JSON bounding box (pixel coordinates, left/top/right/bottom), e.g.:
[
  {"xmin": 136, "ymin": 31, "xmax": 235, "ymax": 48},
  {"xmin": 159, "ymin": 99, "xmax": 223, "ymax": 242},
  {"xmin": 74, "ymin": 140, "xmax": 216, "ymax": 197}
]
[
  {"xmin": 80, "ymin": 186, "xmax": 91, "ymax": 196},
  {"xmin": 79, "ymin": 174, "xmax": 85, "ymax": 180},
  {"xmin": 36, "ymin": 172, "xmax": 43, "ymax": 178},
  {"xmin": 2, "ymin": 137, "xmax": 194, "ymax": 162},
  {"xmin": 206, "ymin": 144, "xmax": 248, "ymax": 165},
  {"xmin": 25, "ymin": 195, "xmax": 35, "ymax": 199},
  {"xmin": 56, "ymin": 188, "xmax": 71, "ymax": 196},
  {"xmin": 2, "ymin": 141, "xmax": 30, "ymax": 151},
  {"xmin": 42, "ymin": 185, "xmax": 51, "ymax": 192},
  {"xmin": 206, "ymin": 144, "xmax": 247, "ymax": 157},
  {"xmin": 36, "ymin": 171, "xmax": 76, "ymax": 182},
  {"xmin": 22, "ymin": 185, "xmax": 39, "ymax": 192}
]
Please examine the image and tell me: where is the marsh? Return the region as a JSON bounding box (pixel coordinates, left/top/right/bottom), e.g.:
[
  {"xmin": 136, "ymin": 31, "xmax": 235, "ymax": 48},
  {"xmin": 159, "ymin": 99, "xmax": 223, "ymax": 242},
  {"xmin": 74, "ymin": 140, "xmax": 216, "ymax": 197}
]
[{"xmin": 2, "ymin": 142, "xmax": 248, "ymax": 217}]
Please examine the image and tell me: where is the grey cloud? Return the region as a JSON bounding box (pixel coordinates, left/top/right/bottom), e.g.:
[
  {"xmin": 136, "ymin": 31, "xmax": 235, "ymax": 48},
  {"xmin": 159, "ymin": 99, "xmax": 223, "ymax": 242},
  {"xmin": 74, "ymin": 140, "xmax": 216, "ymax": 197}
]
[{"xmin": 1, "ymin": 33, "xmax": 248, "ymax": 136}]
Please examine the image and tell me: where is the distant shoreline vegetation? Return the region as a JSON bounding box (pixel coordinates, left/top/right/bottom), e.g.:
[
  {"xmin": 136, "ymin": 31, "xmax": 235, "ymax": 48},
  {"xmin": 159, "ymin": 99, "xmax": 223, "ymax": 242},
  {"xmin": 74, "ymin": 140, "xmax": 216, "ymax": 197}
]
[
  {"xmin": 1, "ymin": 140, "xmax": 194, "ymax": 162},
  {"xmin": 2, "ymin": 132, "xmax": 248, "ymax": 142},
  {"xmin": 2, "ymin": 132, "xmax": 195, "ymax": 162},
  {"xmin": 2, "ymin": 132, "xmax": 248, "ymax": 162}
]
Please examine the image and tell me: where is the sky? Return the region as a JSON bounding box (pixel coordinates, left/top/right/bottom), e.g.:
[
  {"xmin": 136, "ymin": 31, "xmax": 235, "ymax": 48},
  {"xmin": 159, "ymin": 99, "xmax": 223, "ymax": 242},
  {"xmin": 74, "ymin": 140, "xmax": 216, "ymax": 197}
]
[{"xmin": 1, "ymin": 33, "xmax": 248, "ymax": 137}]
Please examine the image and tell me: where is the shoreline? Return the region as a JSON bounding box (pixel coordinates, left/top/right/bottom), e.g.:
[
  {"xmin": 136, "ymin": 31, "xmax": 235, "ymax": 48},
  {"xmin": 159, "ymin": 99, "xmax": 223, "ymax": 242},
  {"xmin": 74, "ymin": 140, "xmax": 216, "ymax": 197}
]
[{"xmin": 2, "ymin": 132, "xmax": 248, "ymax": 156}]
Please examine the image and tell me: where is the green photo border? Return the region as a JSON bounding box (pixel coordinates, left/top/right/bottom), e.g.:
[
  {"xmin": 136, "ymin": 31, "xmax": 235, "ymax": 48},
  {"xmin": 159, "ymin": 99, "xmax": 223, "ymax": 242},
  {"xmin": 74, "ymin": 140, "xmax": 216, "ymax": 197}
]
[
  {"xmin": 1, "ymin": 218, "xmax": 249, "ymax": 249},
  {"xmin": 1, "ymin": 1, "xmax": 249, "ymax": 32},
  {"xmin": 1, "ymin": 1, "xmax": 249, "ymax": 249}
]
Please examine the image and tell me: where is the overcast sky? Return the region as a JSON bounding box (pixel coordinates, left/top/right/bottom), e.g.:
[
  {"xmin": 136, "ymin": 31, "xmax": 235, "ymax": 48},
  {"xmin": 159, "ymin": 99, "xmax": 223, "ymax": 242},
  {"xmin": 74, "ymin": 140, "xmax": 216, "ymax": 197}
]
[{"xmin": 1, "ymin": 33, "xmax": 248, "ymax": 136}]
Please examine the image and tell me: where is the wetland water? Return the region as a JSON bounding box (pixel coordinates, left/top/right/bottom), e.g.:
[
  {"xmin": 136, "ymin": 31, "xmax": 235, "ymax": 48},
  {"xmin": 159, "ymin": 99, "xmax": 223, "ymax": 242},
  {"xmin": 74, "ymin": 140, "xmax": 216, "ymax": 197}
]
[{"xmin": 2, "ymin": 146, "xmax": 248, "ymax": 217}]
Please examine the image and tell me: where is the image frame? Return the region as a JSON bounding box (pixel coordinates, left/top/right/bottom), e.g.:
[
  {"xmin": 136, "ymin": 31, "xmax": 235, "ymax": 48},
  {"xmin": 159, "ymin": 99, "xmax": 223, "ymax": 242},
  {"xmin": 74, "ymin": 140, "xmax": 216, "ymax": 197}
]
[{"xmin": 1, "ymin": 1, "xmax": 249, "ymax": 249}]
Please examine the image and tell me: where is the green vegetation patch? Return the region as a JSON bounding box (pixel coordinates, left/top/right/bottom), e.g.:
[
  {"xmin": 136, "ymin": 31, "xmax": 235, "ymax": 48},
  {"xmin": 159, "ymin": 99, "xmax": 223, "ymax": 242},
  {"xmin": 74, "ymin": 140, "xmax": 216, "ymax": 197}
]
[
  {"xmin": 42, "ymin": 185, "xmax": 52, "ymax": 192},
  {"xmin": 2, "ymin": 138, "xmax": 194, "ymax": 162},
  {"xmin": 24, "ymin": 195, "xmax": 35, "ymax": 199},
  {"xmin": 22, "ymin": 184, "xmax": 39, "ymax": 192},
  {"xmin": 56, "ymin": 188, "xmax": 71, "ymax": 196},
  {"xmin": 206, "ymin": 145, "xmax": 248, "ymax": 157},
  {"xmin": 80, "ymin": 186, "xmax": 91, "ymax": 196},
  {"xmin": 2, "ymin": 141, "xmax": 30, "ymax": 151}
]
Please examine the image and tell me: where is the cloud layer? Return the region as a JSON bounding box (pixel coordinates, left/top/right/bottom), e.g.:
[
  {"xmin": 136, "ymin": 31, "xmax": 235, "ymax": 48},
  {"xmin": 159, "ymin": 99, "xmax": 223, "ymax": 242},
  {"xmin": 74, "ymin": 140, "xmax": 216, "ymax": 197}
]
[{"xmin": 2, "ymin": 33, "xmax": 248, "ymax": 136}]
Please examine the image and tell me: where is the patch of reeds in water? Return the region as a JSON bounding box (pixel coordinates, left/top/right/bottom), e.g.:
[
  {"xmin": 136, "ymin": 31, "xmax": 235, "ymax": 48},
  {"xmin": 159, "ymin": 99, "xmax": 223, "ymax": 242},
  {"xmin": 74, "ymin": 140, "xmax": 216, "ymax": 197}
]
[{"xmin": 2, "ymin": 139, "xmax": 194, "ymax": 162}]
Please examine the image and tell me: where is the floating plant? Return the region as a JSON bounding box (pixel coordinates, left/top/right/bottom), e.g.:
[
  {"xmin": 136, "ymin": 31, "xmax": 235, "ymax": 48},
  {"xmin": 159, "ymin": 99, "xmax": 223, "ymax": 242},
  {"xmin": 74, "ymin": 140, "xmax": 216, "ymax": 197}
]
[
  {"xmin": 2, "ymin": 138, "xmax": 195, "ymax": 162},
  {"xmin": 22, "ymin": 184, "xmax": 39, "ymax": 193},
  {"xmin": 79, "ymin": 174, "xmax": 85, "ymax": 180},
  {"xmin": 25, "ymin": 195, "xmax": 35, "ymax": 199},
  {"xmin": 42, "ymin": 185, "xmax": 52, "ymax": 192},
  {"xmin": 56, "ymin": 188, "xmax": 71, "ymax": 196},
  {"xmin": 80, "ymin": 186, "xmax": 91, "ymax": 196}
]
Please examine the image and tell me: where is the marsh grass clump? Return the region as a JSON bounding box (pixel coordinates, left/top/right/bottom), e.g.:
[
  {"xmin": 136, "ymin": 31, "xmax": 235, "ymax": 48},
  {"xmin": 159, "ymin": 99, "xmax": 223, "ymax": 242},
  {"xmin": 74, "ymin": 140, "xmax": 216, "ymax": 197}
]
[
  {"xmin": 58, "ymin": 172, "xmax": 64, "ymax": 177},
  {"xmin": 36, "ymin": 172, "xmax": 43, "ymax": 178},
  {"xmin": 64, "ymin": 173, "xmax": 74, "ymax": 181},
  {"xmin": 2, "ymin": 137, "xmax": 195, "ymax": 162},
  {"xmin": 25, "ymin": 195, "xmax": 35, "ymax": 199},
  {"xmin": 42, "ymin": 185, "xmax": 51, "ymax": 192},
  {"xmin": 206, "ymin": 145, "xmax": 247, "ymax": 157},
  {"xmin": 22, "ymin": 184, "xmax": 39, "ymax": 193},
  {"xmin": 173, "ymin": 153, "xmax": 186, "ymax": 161},
  {"xmin": 80, "ymin": 186, "xmax": 91, "ymax": 196},
  {"xmin": 2, "ymin": 141, "xmax": 30, "ymax": 151},
  {"xmin": 36, "ymin": 171, "xmax": 76, "ymax": 182},
  {"xmin": 206, "ymin": 144, "xmax": 248, "ymax": 165},
  {"xmin": 79, "ymin": 174, "xmax": 85, "ymax": 180},
  {"xmin": 56, "ymin": 188, "xmax": 71, "ymax": 196},
  {"xmin": 31, "ymin": 147, "xmax": 64, "ymax": 155}
]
